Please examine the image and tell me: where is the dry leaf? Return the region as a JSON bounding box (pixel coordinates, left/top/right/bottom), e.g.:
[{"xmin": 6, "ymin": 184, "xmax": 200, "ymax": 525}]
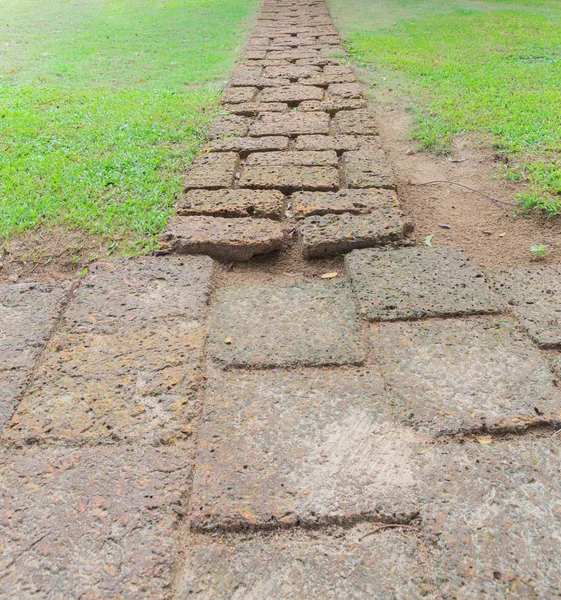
[
  {"xmin": 478, "ymin": 436, "xmax": 493, "ymax": 445},
  {"xmin": 321, "ymin": 272, "xmax": 338, "ymax": 279},
  {"xmin": 224, "ymin": 337, "xmax": 233, "ymax": 344}
]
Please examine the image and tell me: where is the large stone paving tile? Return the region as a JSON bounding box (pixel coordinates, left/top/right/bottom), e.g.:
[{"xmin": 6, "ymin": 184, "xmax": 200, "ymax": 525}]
[
  {"xmin": 178, "ymin": 527, "xmax": 430, "ymax": 599},
  {"xmin": 371, "ymin": 317, "xmax": 561, "ymax": 435},
  {"xmin": 489, "ymin": 266, "xmax": 561, "ymax": 348},
  {"xmin": 208, "ymin": 281, "xmax": 365, "ymax": 368},
  {"xmin": 0, "ymin": 446, "xmax": 190, "ymax": 599},
  {"xmin": 191, "ymin": 368, "xmax": 417, "ymax": 530},
  {"xmin": 346, "ymin": 247, "xmax": 502, "ymax": 321},
  {"xmin": 417, "ymin": 439, "xmax": 561, "ymax": 598}
]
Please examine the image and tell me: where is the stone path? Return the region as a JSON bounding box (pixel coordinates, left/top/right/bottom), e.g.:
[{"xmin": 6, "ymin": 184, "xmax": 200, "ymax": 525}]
[{"xmin": 2, "ymin": 1, "xmax": 561, "ymax": 598}]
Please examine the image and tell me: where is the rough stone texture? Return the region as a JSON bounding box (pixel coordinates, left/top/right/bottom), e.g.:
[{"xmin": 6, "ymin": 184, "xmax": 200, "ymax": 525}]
[
  {"xmin": 328, "ymin": 82, "xmax": 364, "ymax": 98},
  {"xmin": 222, "ymin": 87, "xmax": 256, "ymax": 104},
  {"xmin": 179, "ymin": 528, "xmax": 430, "ymax": 599},
  {"xmin": 208, "ymin": 281, "xmax": 365, "ymax": 368},
  {"xmin": 260, "ymin": 84, "xmax": 324, "ymax": 103},
  {"xmin": 300, "ymin": 211, "xmax": 411, "ymax": 259},
  {"xmin": 302, "ymin": 72, "xmax": 358, "ymax": 87},
  {"xmin": 184, "ymin": 152, "xmax": 239, "ymax": 190},
  {"xmin": 549, "ymin": 352, "xmax": 561, "ymax": 379},
  {"xmin": 263, "ymin": 65, "xmax": 320, "ymax": 79},
  {"xmin": 162, "ymin": 216, "xmax": 284, "ymax": 262},
  {"xmin": 333, "ymin": 109, "xmax": 378, "ymax": 135},
  {"xmin": 266, "ymin": 49, "xmax": 319, "ymax": 61},
  {"xmin": 417, "ymin": 440, "xmax": 561, "ymax": 598},
  {"xmin": 0, "ymin": 446, "xmax": 190, "ymax": 599},
  {"xmin": 240, "ymin": 165, "xmax": 339, "ymax": 191},
  {"xmin": 249, "ymin": 111, "xmax": 330, "ymax": 137},
  {"xmin": 489, "ymin": 266, "xmax": 561, "ymax": 348},
  {"xmin": 246, "ymin": 150, "xmax": 338, "ymax": 166},
  {"xmin": 343, "ymin": 148, "xmax": 395, "ymax": 189},
  {"xmin": 292, "ymin": 188, "xmax": 399, "ymax": 219},
  {"xmin": 298, "ymin": 98, "xmax": 367, "ymax": 114},
  {"xmin": 372, "ymin": 317, "xmax": 561, "ymax": 435},
  {"xmin": 178, "ymin": 188, "xmax": 284, "ymax": 219},
  {"xmin": 295, "ymin": 134, "xmax": 382, "ymax": 152},
  {"xmin": 205, "ymin": 135, "xmax": 289, "ymax": 154},
  {"xmin": 0, "ymin": 283, "xmax": 69, "ymax": 428},
  {"xmin": 207, "ymin": 116, "xmax": 251, "ymax": 139},
  {"xmin": 346, "ymin": 247, "xmax": 503, "ymax": 321},
  {"xmin": 191, "ymin": 368, "xmax": 416, "ymax": 530},
  {"xmin": 232, "ymin": 77, "xmax": 291, "ymax": 88},
  {"xmin": 224, "ymin": 102, "xmax": 288, "ymax": 116}
]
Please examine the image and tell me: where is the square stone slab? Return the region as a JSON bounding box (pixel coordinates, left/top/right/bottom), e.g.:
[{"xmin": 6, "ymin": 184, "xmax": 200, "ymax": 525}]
[
  {"xmin": 489, "ymin": 266, "xmax": 561, "ymax": 348},
  {"xmin": 208, "ymin": 281, "xmax": 365, "ymax": 368},
  {"xmin": 162, "ymin": 216, "xmax": 284, "ymax": 262},
  {"xmin": 346, "ymin": 247, "xmax": 502, "ymax": 321},
  {"xmin": 417, "ymin": 440, "xmax": 561, "ymax": 598},
  {"xmin": 222, "ymin": 87, "xmax": 257, "ymax": 104},
  {"xmin": 0, "ymin": 446, "xmax": 190, "ymax": 599},
  {"xmin": 343, "ymin": 148, "xmax": 395, "ymax": 189},
  {"xmin": 207, "ymin": 116, "xmax": 251, "ymax": 139},
  {"xmin": 250, "ymin": 112, "xmax": 330, "ymax": 137},
  {"xmin": 191, "ymin": 368, "xmax": 417, "ymax": 530},
  {"xmin": 300, "ymin": 211, "xmax": 411, "ymax": 259},
  {"xmin": 178, "ymin": 189, "xmax": 284, "ymax": 220},
  {"xmin": 239, "ymin": 165, "xmax": 339, "ymax": 192},
  {"xmin": 184, "ymin": 152, "xmax": 239, "ymax": 190},
  {"xmin": 179, "ymin": 528, "xmax": 430, "ymax": 598},
  {"xmin": 372, "ymin": 317, "xmax": 561, "ymax": 435},
  {"xmin": 333, "ymin": 110, "xmax": 377, "ymax": 135}
]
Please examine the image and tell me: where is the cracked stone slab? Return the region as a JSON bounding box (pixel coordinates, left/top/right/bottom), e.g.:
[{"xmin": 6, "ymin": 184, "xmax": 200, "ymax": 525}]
[
  {"xmin": 207, "ymin": 116, "xmax": 251, "ymax": 139},
  {"xmin": 8, "ymin": 322, "xmax": 206, "ymax": 444},
  {"xmin": 0, "ymin": 446, "xmax": 190, "ymax": 599},
  {"xmin": 62, "ymin": 256, "xmax": 213, "ymax": 333},
  {"xmin": 162, "ymin": 216, "xmax": 284, "ymax": 262},
  {"xmin": 489, "ymin": 266, "xmax": 561, "ymax": 348},
  {"xmin": 223, "ymin": 101, "xmax": 288, "ymax": 116},
  {"xmin": 259, "ymin": 84, "xmax": 324, "ymax": 103},
  {"xmin": 190, "ymin": 368, "xmax": 417, "ymax": 530},
  {"xmin": 208, "ymin": 281, "xmax": 365, "ymax": 368},
  {"xmin": 372, "ymin": 317, "xmax": 561, "ymax": 435},
  {"xmin": 246, "ymin": 150, "xmax": 338, "ymax": 167},
  {"xmin": 346, "ymin": 247, "xmax": 503, "ymax": 321},
  {"xmin": 300, "ymin": 210, "xmax": 412, "ymax": 259},
  {"xmin": 184, "ymin": 152, "xmax": 239, "ymax": 190},
  {"xmin": 222, "ymin": 87, "xmax": 257, "ymax": 104},
  {"xmin": 292, "ymin": 188, "xmax": 400, "ymax": 219},
  {"xmin": 417, "ymin": 440, "xmax": 561, "ymax": 598},
  {"xmin": 333, "ymin": 110, "xmax": 378, "ymax": 135},
  {"xmin": 239, "ymin": 165, "xmax": 339, "ymax": 192},
  {"xmin": 249, "ymin": 111, "xmax": 330, "ymax": 137},
  {"xmin": 295, "ymin": 134, "xmax": 382, "ymax": 153},
  {"xmin": 179, "ymin": 527, "xmax": 430, "ymax": 599},
  {"xmin": 343, "ymin": 148, "xmax": 395, "ymax": 189},
  {"xmin": 205, "ymin": 135, "xmax": 289, "ymax": 154},
  {"xmin": 178, "ymin": 189, "xmax": 284, "ymax": 219}
]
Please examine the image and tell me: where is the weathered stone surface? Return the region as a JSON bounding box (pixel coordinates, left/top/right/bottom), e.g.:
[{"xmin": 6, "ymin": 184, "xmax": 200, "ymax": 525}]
[
  {"xmin": 417, "ymin": 440, "xmax": 561, "ymax": 598},
  {"xmin": 222, "ymin": 87, "xmax": 256, "ymax": 104},
  {"xmin": 327, "ymin": 82, "xmax": 364, "ymax": 98},
  {"xmin": 205, "ymin": 135, "xmax": 289, "ymax": 154},
  {"xmin": 0, "ymin": 371, "xmax": 29, "ymax": 433},
  {"xmin": 162, "ymin": 216, "xmax": 284, "ymax": 262},
  {"xmin": 179, "ymin": 528, "xmax": 429, "ymax": 598},
  {"xmin": 231, "ymin": 64, "xmax": 263, "ymax": 84},
  {"xmin": 301, "ymin": 73, "xmax": 358, "ymax": 86},
  {"xmin": 293, "ymin": 189, "xmax": 398, "ymax": 219},
  {"xmin": 372, "ymin": 318, "xmax": 561, "ymax": 435},
  {"xmin": 223, "ymin": 101, "xmax": 287, "ymax": 116},
  {"xmin": 191, "ymin": 368, "xmax": 416, "ymax": 530},
  {"xmin": 298, "ymin": 97, "xmax": 367, "ymax": 114},
  {"xmin": 62, "ymin": 256, "xmax": 213, "ymax": 333},
  {"xmin": 208, "ymin": 281, "xmax": 365, "ymax": 368},
  {"xmin": 8, "ymin": 323, "xmax": 205, "ymax": 444},
  {"xmin": 184, "ymin": 152, "xmax": 239, "ymax": 190},
  {"xmin": 232, "ymin": 77, "xmax": 291, "ymax": 88},
  {"xmin": 246, "ymin": 150, "xmax": 338, "ymax": 166},
  {"xmin": 346, "ymin": 247, "xmax": 502, "ymax": 321},
  {"xmin": 240, "ymin": 165, "xmax": 339, "ymax": 191},
  {"xmin": 295, "ymin": 133, "xmax": 382, "ymax": 152},
  {"xmin": 300, "ymin": 211, "xmax": 411, "ymax": 259},
  {"xmin": 250, "ymin": 111, "xmax": 330, "ymax": 136},
  {"xmin": 549, "ymin": 352, "xmax": 561, "ymax": 379},
  {"xmin": 333, "ymin": 109, "xmax": 378, "ymax": 135},
  {"xmin": 489, "ymin": 266, "xmax": 561, "ymax": 348},
  {"xmin": 207, "ymin": 115, "xmax": 251, "ymax": 139},
  {"xmin": 263, "ymin": 65, "xmax": 320, "ymax": 79},
  {"xmin": 260, "ymin": 84, "xmax": 324, "ymax": 103},
  {"xmin": 245, "ymin": 50, "xmax": 267, "ymax": 60},
  {"xmin": 178, "ymin": 189, "xmax": 284, "ymax": 219},
  {"xmin": 0, "ymin": 446, "xmax": 190, "ymax": 599},
  {"xmin": 343, "ymin": 148, "xmax": 395, "ymax": 189},
  {"xmin": 266, "ymin": 49, "xmax": 319, "ymax": 60}
]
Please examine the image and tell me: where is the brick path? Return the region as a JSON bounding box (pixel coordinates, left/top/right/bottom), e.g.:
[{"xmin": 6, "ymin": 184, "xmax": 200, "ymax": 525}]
[{"xmin": 2, "ymin": 1, "xmax": 561, "ymax": 598}]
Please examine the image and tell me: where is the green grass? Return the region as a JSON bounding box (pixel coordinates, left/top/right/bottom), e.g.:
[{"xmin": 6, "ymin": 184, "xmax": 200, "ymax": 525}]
[
  {"xmin": 0, "ymin": 0, "xmax": 257, "ymax": 251},
  {"xmin": 327, "ymin": 0, "xmax": 561, "ymax": 216}
]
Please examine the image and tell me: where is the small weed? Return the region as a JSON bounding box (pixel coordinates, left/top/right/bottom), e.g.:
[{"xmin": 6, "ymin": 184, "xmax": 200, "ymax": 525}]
[{"xmin": 530, "ymin": 244, "xmax": 549, "ymax": 259}]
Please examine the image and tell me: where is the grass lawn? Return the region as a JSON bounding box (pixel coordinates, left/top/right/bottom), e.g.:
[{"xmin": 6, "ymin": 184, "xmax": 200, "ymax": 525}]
[
  {"xmin": 0, "ymin": 0, "xmax": 257, "ymax": 254},
  {"xmin": 327, "ymin": 0, "xmax": 561, "ymax": 215}
]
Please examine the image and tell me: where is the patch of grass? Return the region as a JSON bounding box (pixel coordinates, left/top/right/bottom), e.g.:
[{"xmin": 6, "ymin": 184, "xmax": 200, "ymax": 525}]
[
  {"xmin": 0, "ymin": 0, "xmax": 257, "ymax": 251},
  {"xmin": 328, "ymin": 0, "xmax": 561, "ymax": 216}
]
